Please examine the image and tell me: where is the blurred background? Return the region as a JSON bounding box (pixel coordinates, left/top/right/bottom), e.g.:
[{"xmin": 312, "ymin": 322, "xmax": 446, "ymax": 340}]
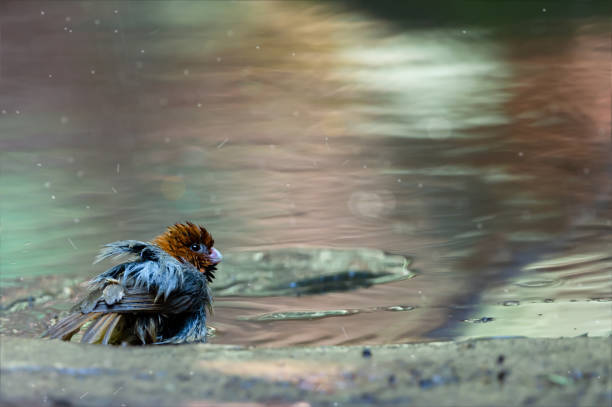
[{"xmin": 1, "ymin": 1, "xmax": 610, "ymax": 346}]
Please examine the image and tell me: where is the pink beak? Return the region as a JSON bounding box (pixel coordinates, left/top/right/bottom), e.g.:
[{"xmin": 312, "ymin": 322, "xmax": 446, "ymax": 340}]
[{"xmin": 209, "ymin": 247, "xmax": 223, "ymax": 264}]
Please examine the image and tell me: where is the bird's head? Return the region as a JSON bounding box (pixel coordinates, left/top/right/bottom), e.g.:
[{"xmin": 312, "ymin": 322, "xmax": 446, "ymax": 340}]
[{"xmin": 153, "ymin": 222, "xmax": 222, "ymax": 282}]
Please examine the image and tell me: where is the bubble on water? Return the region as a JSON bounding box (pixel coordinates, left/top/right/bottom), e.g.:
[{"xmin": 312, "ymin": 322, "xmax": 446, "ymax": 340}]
[
  {"xmin": 51, "ymin": 195, "xmax": 56, "ymax": 200},
  {"xmin": 15, "ymin": 110, "xmax": 20, "ymax": 115},
  {"xmin": 113, "ymin": 29, "xmax": 119, "ymax": 34},
  {"xmin": 197, "ymin": 103, "xmax": 202, "ymax": 108},
  {"xmin": 48, "ymin": 74, "xmax": 53, "ymax": 78},
  {"xmin": 94, "ymin": 19, "xmax": 100, "ymax": 25},
  {"xmin": 216, "ymin": 57, "xmax": 222, "ymax": 62},
  {"xmin": 90, "ymin": 69, "xmax": 96, "ymax": 75},
  {"xmin": 111, "ymin": 187, "xmax": 118, "ymax": 194},
  {"xmin": 114, "ymin": 9, "xmax": 119, "ymax": 14},
  {"xmin": 424, "ymin": 117, "xmax": 452, "ymax": 139},
  {"xmin": 183, "ymin": 69, "xmax": 190, "ymax": 76},
  {"xmin": 36, "ymin": 163, "xmax": 42, "ymax": 167},
  {"xmin": 1, "ymin": 110, "xmax": 6, "ymax": 114},
  {"xmin": 76, "ymin": 170, "xmax": 84, "ymax": 177},
  {"xmin": 255, "ymin": 45, "xmax": 260, "ymax": 50},
  {"xmin": 65, "ymin": 16, "xmax": 71, "ymax": 22},
  {"xmin": 542, "ymin": 8, "xmax": 547, "ymax": 12},
  {"xmin": 44, "ymin": 181, "xmax": 51, "ymax": 188},
  {"xmin": 60, "ymin": 116, "xmax": 69, "ymax": 124},
  {"xmin": 73, "ymin": 218, "xmax": 80, "ymax": 223},
  {"xmin": 40, "ymin": 10, "xmax": 45, "ymax": 16},
  {"xmin": 348, "ymin": 190, "xmax": 396, "ymax": 219},
  {"xmin": 502, "ymin": 300, "xmax": 520, "ymax": 306}
]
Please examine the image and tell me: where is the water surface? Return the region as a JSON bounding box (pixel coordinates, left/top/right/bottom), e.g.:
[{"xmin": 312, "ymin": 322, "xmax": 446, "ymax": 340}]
[{"xmin": 1, "ymin": 1, "xmax": 611, "ymax": 346}]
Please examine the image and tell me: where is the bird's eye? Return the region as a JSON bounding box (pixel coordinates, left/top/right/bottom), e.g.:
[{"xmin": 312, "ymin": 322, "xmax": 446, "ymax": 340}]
[{"xmin": 190, "ymin": 243, "xmax": 201, "ymax": 251}]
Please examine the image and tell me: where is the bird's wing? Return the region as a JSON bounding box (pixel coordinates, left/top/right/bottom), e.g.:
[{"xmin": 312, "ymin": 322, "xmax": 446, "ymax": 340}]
[
  {"xmin": 43, "ymin": 286, "xmax": 197, "ymax": 344},
  {"xmin": 81, "ymin": 285, "xmax": 195, "ymax": 314}
]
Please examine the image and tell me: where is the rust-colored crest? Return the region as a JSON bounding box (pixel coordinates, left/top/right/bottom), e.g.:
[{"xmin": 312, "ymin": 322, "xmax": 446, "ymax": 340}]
[{"xmin": 153, "ymin": 222, "xmax": 217, "ymax": 282}]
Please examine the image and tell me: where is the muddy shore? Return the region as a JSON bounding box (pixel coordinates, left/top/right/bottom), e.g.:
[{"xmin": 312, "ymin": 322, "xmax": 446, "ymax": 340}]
[{"xmin": 1, "ymin": 336, "xmax": 610, "ymax": 407}]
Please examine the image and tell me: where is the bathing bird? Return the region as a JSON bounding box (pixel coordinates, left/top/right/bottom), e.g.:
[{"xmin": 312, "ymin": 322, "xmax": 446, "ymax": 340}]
[{"xmin": 43, "ymin": 222, "xmax": 222, "ymax": 345}]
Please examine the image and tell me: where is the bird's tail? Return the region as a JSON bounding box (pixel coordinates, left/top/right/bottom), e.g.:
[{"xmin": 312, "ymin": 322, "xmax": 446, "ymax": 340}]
[{"xmin": 42, "ymin": 312, "xmax": 123, "ymax": 345}]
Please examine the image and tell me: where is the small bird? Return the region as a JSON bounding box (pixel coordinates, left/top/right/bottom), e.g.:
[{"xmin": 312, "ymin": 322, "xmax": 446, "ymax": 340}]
[{"xmin": 43, "ymin": 222, "xmax": 222, "ymax": 345}]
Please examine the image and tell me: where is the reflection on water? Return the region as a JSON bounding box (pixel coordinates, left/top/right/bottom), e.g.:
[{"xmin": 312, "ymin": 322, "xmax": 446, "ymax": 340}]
[{"xmin": 1, "ymin": 1, "xmax": 610, "ymax": 346}]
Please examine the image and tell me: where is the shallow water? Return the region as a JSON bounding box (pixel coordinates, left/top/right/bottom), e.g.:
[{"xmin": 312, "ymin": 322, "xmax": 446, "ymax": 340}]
[{"xmin": 1, "ymin": 1, "xmax": 611, "ymax": 346}]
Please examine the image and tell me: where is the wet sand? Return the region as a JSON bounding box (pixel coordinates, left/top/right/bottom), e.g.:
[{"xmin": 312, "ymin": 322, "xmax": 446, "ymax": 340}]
[{"xmin": 1, "ymin": 336, "xmax": 610, "ymax": 407}]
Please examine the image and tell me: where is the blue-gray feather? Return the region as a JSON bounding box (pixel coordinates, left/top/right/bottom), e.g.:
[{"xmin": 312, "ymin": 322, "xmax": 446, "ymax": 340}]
[
  {"xmin": 90, "ymin": 240, "xmax": 189, "ymax": 301},
  {"xmin": 88, "ymin": 240, "xmax": 211, "ymax": 343}
]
